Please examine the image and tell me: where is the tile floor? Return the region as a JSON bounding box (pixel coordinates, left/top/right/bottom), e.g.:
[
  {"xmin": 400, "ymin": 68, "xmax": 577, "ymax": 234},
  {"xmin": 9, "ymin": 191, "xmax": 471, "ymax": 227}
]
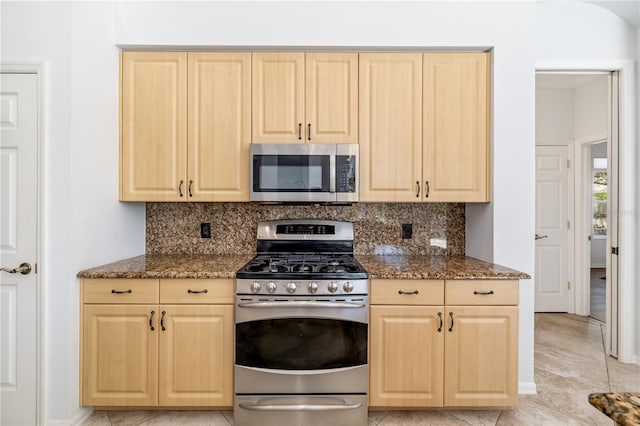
[
  {"xmin": 82, "ymin": 314, "xmax": 640, "ymax": 425},
  {"xmin": 590, "ymin": 268, "xmax": 606, "ymax": 323}
]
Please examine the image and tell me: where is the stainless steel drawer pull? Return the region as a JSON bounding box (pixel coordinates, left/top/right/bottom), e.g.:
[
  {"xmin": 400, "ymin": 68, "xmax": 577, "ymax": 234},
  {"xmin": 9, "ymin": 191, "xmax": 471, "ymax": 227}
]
[
  {"xmin": 239, "ymin": 401, "xmax": 362, "ymax": 412},
  {"xmin": 111, "ymin": 289, "xmax": 132, "ymax": 294},
  {"xmin": 238, "ymin": 301, "xmax": 365, "ymax": 309},
  {"xmin": 473, "ymin": 290, "xmax": 495, "ymax": 295},
  {"xmin": 188, "ymin": 289, "xmax": 208, "ymax": 294},
  {"xmin": 398, "ymin": 290, "xmax": 419, "ymax": 295}
]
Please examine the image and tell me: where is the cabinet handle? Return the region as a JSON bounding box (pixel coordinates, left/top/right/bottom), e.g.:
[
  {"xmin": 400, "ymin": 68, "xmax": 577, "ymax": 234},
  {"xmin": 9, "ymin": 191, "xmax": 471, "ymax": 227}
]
[
  {"xmin": 398, "ymin": 290, "xmax": 419, "ymax": 295},
  {"xmin": 111, "ymin": 289, "xmax": 132, "ymax": 294},
  {"xmin": 307, "ymin": 123, "xmax": 311, "ymax": 141},
  {"xmin": 298, "ymin": 123, "xmax": 302, "ymax": 140},
  {"xmin": 188, "ymin": 289, "xmax": 209, "ymax": 294},
  {"xmin": 437, "ymin": 312, "xmax": 443, "ymax": 332},
  {"xmin": 416, "ymin": 181, "xmax": 420, "ymax": 198},
  {"xmin": 160, "ymin": 310, "xmax": 166, "ymax": 331},
  {"xmin": 179, "ymin": 180, "xmax": 184, "ymax": 197},
  {"xmin": 473, "ymin": 290, "xmax": 495, "ymax": 296},
  {"xmin": 188, "ymin": 180, "xmax": 193, "ymax": 197},
  {"xmin": 149, "ymin": 310, "xmax": 155, "ymax": 331},
  {"xmin": 425, "ymin": 181, "xmax": 430, "ymax": 198},
  {"xmin": 448, "ymin": 311, "xmax": 454, "ymax": 332}
]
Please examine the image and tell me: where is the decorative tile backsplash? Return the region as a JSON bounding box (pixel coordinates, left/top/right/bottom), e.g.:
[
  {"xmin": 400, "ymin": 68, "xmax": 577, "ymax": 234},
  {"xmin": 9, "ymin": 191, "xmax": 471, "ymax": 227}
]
[{"xmin": 146, "ymin": 203, "xmax": 465, "ymax": 256}]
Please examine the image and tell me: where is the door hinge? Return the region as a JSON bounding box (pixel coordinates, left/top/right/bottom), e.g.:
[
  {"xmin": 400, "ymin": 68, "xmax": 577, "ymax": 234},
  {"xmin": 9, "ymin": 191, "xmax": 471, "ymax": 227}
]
[
  {"xmin": 567, "ymin": 281, "xmax": 571, "ymax": 290},
  {"xmin": 567, "ymin": 220, "xmax": 570, "ymax": 229},
  {"xmin": 567, "ymin": 159, "xmax": 570, "ymax": 168},
  {"xmin": 612, "ymin": 247, "xmax": 619, "ymax": 255}
]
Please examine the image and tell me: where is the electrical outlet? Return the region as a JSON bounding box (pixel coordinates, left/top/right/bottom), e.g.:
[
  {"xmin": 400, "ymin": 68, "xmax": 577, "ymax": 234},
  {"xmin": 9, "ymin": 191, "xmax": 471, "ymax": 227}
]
[
  {"xmin": 200, "ymin": 223, "xmax": 211, "ymax": 239},
  {"xmin": 402, "ymin": 223, "xmax": 413, "ymax": 239}
]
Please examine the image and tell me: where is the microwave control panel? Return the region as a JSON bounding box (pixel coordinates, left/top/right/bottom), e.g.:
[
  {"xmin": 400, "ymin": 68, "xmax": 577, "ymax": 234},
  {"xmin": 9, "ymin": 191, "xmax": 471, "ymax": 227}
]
[{"xmin": 336, "ymin": 156, "xmax": 356, "ymax": 193}]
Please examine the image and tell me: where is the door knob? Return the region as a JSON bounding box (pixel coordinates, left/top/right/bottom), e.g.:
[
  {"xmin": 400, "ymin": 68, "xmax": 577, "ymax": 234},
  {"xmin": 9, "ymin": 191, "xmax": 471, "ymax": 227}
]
[
  {"xmin": 535, "ymin": 234, "xmax": 548, "ymax": 240},
  {"xmin": 1, "ymin": 262, "xmax": 32, "ymax": 275}
]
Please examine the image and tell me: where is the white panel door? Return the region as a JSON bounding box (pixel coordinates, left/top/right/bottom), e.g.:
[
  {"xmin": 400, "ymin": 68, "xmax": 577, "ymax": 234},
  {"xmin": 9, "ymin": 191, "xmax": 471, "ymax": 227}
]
[
  {"xmin": 0, "ymin": 73, "xmax": 38, "ymax": 425},
  {"xmin": 535, "ymin": 145, "xmax": 570, "ymax": 312}
]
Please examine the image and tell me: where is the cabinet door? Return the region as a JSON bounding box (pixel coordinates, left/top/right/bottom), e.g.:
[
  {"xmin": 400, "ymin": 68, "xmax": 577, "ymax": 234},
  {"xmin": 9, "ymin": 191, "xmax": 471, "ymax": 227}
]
[
  {"xmin": 252, "ymin": 52, "xmax": 304, "ymax": 143},
  {"xmin": 82, "ymin": 305, "xmax": 158, "ymax": 406},
  {"xmin": 188, "ymin": 52, "xmax": 251, "ymax": 201},
  {"xmin": 359, "ymin": 53, "xmax": 423, "ymax": 201},
  {"xmin": 158, "ymin": 305, "xmax": 234, "ymax": 406},
  {"xmin": 370, "ymin": 306, "xmax": 444, "ymax": 407},
  {"xmin": 305, "ymin": 53, "xmax": 358, "ymax": 143},
  {"xmin": 120, "ymin": 51, "xmax": 187, "ymax": 201},
  {"xmin": 444, "ymin": 306, "xmax": 518, "ymax": 407},
  {"xmin": 423, "ymin": 53, "xmax": 490, "ymax": 202}
]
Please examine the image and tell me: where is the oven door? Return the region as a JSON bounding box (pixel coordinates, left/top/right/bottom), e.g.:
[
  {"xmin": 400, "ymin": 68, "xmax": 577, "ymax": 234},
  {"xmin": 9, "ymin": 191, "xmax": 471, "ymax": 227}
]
[
  {"xmin": 235, "ymin": 298, "xmax": 368, "ymax": 394},
  {"xmin": 250, "ymin": 143, "xmax": 336, "ymax": 202}
]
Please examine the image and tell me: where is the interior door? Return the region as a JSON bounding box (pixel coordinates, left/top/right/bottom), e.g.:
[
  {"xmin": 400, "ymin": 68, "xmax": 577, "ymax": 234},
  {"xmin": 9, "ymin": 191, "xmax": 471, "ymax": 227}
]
[
  {"xmin": 0, "ymin": 72, "xmax": 38, "ymax": 425},
  {"xmin": 535, "ymin": 145, "xmax": 571, "ymax": 312}
]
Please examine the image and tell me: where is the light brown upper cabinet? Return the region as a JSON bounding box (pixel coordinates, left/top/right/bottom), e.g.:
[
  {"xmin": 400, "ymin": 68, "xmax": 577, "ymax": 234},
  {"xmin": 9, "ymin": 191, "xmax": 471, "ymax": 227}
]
[
  {"xmin": 252, "ymin": 52, "xmax": 358, "ymax": 143},
  {"xmin": 120, "ymin": 51, "xmax": 251, "ymax": 202},
  {"xmin": 120, "ymin": 51, "xmax": 187, "ymax": 202},
  {"xmin": 360, "ymin": 52, "xmax": 490, "ymax": 203},
  {"xmin": 423, "ymin": 53, "xmax": 490, "ymax": 202},
  {"xmin": 359, "ymin": 53, "xmax": 423, "ymax": 201}
]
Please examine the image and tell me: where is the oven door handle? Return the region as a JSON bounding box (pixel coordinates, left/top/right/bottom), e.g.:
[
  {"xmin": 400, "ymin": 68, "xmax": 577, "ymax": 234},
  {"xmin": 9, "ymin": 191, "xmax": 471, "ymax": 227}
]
[
  {"xmin": 237, "ymin": 301, "xmax": 366, "ymax": 309},
  {"xmin": 238, "ymin": 401, "xmax": 362, "ymax": 411}
]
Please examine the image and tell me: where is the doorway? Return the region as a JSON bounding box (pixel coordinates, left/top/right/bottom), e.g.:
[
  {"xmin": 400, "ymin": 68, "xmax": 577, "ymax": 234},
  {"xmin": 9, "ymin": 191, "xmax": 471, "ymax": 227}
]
[{"xmin": 535, "ymin": 72, "xmax": 619, "ymax": 355}]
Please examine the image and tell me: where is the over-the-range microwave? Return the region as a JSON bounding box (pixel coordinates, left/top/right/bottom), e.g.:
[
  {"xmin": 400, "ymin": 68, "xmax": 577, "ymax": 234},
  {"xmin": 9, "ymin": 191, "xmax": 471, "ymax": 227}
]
[{"xmin": 250, "ymin": 143, "xmax": 358, "ymax": 204}]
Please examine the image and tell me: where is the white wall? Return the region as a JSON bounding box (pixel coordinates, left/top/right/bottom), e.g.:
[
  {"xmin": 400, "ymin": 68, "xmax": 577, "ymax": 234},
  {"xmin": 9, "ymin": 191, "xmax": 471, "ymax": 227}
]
[
  {"xmin": 4, "ymin": 1, "xmax": 538, "ymax": 422},
  {"xmin": 535, "ymin": 88, "xmax": 574, "ymax": 140},
  {"xmin": 575, "ymin": 78, "xmax": 609, "ymax": 140},
  {"xmin": 1, "ymin": 2, "xmax": 146, "ymax": 423},
  {"xmin": 536, "ymin": 0, "xmax": 638, "ymax": 363}
]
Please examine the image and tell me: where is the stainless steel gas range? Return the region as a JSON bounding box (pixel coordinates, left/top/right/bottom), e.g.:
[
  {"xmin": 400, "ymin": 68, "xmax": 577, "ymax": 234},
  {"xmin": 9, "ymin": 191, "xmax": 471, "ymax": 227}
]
[{"xmin": 234, "ymin": 220, "xmax": 369, "ymax": 426}]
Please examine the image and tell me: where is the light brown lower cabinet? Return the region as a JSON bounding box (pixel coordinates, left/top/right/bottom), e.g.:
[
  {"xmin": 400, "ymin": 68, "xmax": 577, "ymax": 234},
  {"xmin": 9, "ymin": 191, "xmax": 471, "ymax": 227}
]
[
  {"xmin": 80, "ymin": 278, "xmax": 233, "ymax": 407},
  {"xmin": 369, "ymin": 279, "xmax": 519, "ymax": 408}
]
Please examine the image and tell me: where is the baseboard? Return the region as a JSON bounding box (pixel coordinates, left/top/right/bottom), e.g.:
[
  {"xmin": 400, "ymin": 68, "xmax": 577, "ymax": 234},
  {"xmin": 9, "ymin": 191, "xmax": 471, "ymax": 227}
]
[
  {"xmin": 518, "ymin": 381, "xmax": 537, "ymax": 395},
  {"xmin": 46, "ymin": 406, "xmax": 93, "ymax": 426}
]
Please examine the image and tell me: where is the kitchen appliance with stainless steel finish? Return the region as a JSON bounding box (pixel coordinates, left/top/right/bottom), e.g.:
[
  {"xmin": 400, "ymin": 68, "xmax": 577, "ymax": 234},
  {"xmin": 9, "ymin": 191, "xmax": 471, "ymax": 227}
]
[
  {"xmin": 235, "ymin": 220, "xmax": 368, "ymax": 426},
  {"xmin": 250, "ymin": 143, "xmax": 358, "ymax": 204}
]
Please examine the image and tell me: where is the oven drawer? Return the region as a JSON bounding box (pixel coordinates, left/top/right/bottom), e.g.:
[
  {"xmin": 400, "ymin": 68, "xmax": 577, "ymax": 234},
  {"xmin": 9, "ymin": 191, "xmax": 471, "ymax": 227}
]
[
  {"xmin": 445, "ymin": 280, "xmax": 519, "ymax": 305},
  {"xmin": 160, "ymin": 279, "xmax": 234, "ymax": 304},
  {"xmin": 82, "ymin": 278, "xmax": 159, "ymax": 304},
  {"xmin": 235, "ymin": 394, "xmax": 367, "ymax": 426},
  {"xmin": 371, "ymin": 279, "xmax": 444, "ymax": 305}
]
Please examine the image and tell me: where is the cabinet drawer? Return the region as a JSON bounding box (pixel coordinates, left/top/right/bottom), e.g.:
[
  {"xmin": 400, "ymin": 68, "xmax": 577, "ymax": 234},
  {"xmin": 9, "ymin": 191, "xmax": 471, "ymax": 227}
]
[
  {"xmin": 371, "ymin": 280, "xmax": 444, "ymax": 305},
  {"xmin": 160, "ymin": 279, "xmax": 234, "ymax": 304},
  {"xmin": 82, "ymin": 278, "xmax": 159, "ymax": 304},
  {"xmin": 445, "ymin": 280, "xmax": 518, "ymax": 305}
]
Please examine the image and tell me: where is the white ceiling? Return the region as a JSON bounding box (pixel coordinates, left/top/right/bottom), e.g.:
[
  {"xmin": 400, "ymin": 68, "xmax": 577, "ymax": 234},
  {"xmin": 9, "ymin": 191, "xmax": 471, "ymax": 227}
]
[
  {"xmin": 581, "ymin": 0, "xmax": 640, "ymax": 27},
  {"xmin": 536, "ymin": 73, "xmax": 609, "ymax": 89}
]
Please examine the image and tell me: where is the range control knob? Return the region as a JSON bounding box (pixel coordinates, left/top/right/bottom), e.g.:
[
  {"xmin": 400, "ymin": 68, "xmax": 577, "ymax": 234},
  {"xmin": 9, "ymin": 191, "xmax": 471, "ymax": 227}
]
[
  {"xmin": 266, "ymin": 282, "xmax": 277, "ymax": 293},
  {"xmin": 250, "ymin": 282, "xmax": 262, "ymax": 294},
  {"xmin": 343, "ymin": 281, "xmax": 354, "ymax": 293},
  {"xmin": 327, "ymin": 281, "xmax": 338, "ymax": 293},
  {"xmin": 286, "ymin": 282, "xmax": 297, "ymax": 294},
  {"xmin": 308, "ymin": 282, "xmax": 318, "ymax": 294}
]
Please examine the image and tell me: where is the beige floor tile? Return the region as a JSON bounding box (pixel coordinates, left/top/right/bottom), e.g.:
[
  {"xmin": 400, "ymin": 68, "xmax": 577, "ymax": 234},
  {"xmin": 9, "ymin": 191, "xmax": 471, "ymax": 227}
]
[
  {"xmin": 138, "ymin": 410, "xmax": 230, "ymax": 425},
  {"xmin": 377, "ymin": 410, "xmax": 468, "ymax": 426},
  {"xmin": 109, "ymin": 410, "xmax": 165, "ymax": 426},
  {"xmin": 81, "ymin": 410, "xmax": 111, "ymax": 426},
  {"xmin": 368, "ymin": 410, "xmax": 388, "ymax": 425},
  {"xmin": 496, "ymin": 396, "xmax": 585, "ymax": 426},
  {"xmin": 447, "ymin": 409, "xmax": 501, "ymax": 425},
  {"xmin": 221, "ymin": 410, "xmax": 234, "ymax": 425}
]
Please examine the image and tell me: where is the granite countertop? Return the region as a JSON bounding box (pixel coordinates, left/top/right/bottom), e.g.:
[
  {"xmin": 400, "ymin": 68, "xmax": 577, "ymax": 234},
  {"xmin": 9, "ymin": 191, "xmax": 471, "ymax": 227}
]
[
  {"xmin": 589, "ymin": 393, "xmax": 640, "ymax": 425},
  {"xmin": 78, "ymin": 254, "xmax": 529, "ymax": 280},
  {"xmin": 76, "ymin": 254, "xmax": 254, "ymax": 279},
  {"xmin": 358, "ymin": 255, "xmax": 529, "ymax": 280}
]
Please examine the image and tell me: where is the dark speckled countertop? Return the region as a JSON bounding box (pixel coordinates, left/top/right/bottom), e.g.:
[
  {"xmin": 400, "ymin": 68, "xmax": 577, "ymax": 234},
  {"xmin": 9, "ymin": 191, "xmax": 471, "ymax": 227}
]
[
  {"xmin": 589, "ymin": 393, "xmax": 640, "ymax": 425},
  {"xmin": 77, "ymin": 254, "xmax": 529, "ymax": 280}
]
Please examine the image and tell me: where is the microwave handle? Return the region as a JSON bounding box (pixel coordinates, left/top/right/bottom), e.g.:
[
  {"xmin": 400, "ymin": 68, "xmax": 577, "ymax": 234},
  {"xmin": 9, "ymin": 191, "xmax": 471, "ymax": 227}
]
[{"xmin": 329, "ymin": 155, "xmax": 336, "ymax": 193}]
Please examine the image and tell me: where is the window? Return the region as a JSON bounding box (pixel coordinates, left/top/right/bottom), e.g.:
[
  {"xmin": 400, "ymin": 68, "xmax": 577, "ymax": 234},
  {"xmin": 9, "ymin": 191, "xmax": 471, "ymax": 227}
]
[{"xmin": 592, "ymin": 158, "xmax": 607, "ymax": 236}]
